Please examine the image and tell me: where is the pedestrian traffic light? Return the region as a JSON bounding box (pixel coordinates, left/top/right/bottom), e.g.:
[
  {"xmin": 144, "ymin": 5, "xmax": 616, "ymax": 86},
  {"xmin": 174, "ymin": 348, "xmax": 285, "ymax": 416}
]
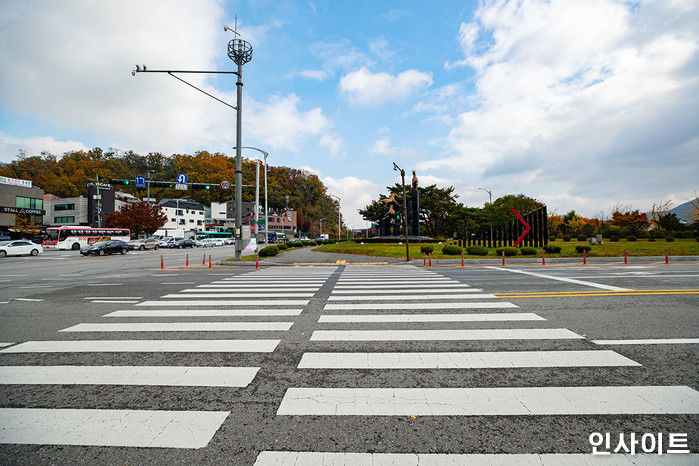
[
  {"xmin": 205, "ymin": 185, "xmax": 210, "ymax": 190},
  {"xmin": 124, "ymin": 180, "xmax": 129, "ymax": 185}
]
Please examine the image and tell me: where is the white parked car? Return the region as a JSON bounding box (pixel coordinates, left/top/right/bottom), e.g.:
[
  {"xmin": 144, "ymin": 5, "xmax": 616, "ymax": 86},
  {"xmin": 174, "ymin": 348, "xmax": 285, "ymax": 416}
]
[{"xmin": 0, "ymin": 240, "xmax": 43, "ymax": 257}]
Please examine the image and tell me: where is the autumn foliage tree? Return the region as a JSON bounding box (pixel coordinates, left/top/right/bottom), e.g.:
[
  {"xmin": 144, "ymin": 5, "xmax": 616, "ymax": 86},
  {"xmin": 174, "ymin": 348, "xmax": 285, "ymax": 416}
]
[
  {"xmin": 105, "ymin": 201, "xmax": 167, "ymax": 237},
  {"xmin": 611, "ymin": 209, "xmax": 650, "ymax": 234}
]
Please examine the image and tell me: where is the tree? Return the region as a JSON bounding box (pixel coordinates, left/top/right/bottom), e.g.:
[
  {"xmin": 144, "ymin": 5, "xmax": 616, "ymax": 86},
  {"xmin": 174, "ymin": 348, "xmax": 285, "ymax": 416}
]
[
  {"xmin": 684, "ymin": 196, "xmax": 699, "ymax": 225},
  {"xmin": 649, "ymin": 200, "xmax": 673, "ymax": 229},
  {"xmin": 11, "ymin": 215, "xmax": 42, "ymax": 237},
  {"xmin": 611, "ymin": 209, "xmax": 650, "ymax": 234},
  {"xmin": 656, "ymin": 213, "xmax": 684, "ymax": 232},
  {"xmin": 105, "ymin": 201, "xmax": 167, "ymax": 237}
]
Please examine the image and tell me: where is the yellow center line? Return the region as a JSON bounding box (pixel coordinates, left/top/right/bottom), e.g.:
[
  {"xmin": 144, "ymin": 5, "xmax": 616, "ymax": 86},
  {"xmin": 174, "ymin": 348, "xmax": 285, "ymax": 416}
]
[{"xmin": 495, "ymin": 291, "xmax": 699, "ymax": 298}]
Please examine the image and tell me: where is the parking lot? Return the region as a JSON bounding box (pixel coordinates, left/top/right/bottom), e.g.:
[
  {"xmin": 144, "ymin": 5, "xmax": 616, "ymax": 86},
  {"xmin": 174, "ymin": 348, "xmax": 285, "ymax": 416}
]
[{"xmin": 0, "ymin": 260, "xmax": 696, "ymax": 464}]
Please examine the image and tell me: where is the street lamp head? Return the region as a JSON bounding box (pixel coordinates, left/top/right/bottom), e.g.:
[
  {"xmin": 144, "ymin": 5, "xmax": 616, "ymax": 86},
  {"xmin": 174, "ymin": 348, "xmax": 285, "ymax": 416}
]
[{"xmin": 228, "ymin": 39, "xmax": 253, "ymax": 66}]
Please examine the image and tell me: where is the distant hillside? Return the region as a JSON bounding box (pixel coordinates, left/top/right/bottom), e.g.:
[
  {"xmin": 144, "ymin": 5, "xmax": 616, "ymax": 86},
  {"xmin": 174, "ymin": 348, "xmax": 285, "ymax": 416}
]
[{"xmin": 669, "ymin": 200, "xmax": 696, "ymax": 223}]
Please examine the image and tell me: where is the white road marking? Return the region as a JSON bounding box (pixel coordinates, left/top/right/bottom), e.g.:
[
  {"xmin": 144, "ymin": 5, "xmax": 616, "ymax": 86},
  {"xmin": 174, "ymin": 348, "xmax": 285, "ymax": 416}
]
[
  {"xmin": 59, "ymin": 322, "xmax": 294, "ymax": 332},
  {"xmin": 192, "ymin": 287, "xmax": 319, "ymax": 291},
  {"xmin": 90, "ymin": 300, "xmax": 140, "ymax": 304},
  {"xmin": 161, "ymin": 282, "xmax": 196, "ymax": 285},
  {"xmin": 84, "ymin": 297, "xmax": 142, "ymax": 299},
  {"xmin": 0, "ymin": 339, "xmax": 280, "ymax": 353},
  {"xmin": 0, "ymin": 365, "xmax": 260, "ymax": 387},
  {"xmin": 0, "ymin": 343, "xmax": 13, "ymax": 347},
  {"xmin": 254, "ymin": 451, "xmax": 699, "ymax": 465},
  {"xmin": 277, "ymin": 385, "xmax": 699, "ymax": 416},
  {"xmin": 593, "ymin": 338, "xmax": 699, "ymax": 345},
  {"xmin": 0, "ymin": 408, "xmax": 228, "ymax": 448},
  {"xmin": 327, "ymin": 294, "xmax": 496, "ymax": 301},
  {"xmin": 335, "ymin": 284, "xmax": 466, "ymax": 289},
  {"xmin": 105, "ymin": 309, "xmax": 303, "ymax": 317},
  {"xmin": 298, "ymin": 350, "xmax": 640, "ymax": 369},
  {"xmin": 332, "ymin": 288, "xmax": 480, "ymax": 294},
  {"xmin": 13, "ymin": 298, "xmax": 44, "ymax": 302},
  {"xmin": 324, "ymin": 302, "xmax": 518, "ymax": 310},
  {"xmin": 485, "ymin": 266, "xmax": 631, "ymax": 291},
  {"xmin": 318, "ymin": 313, "xmax": 544, "ymax": 323},
  {"xmin": 164, "ymin": 293, "xmax": 315, "ymax": 298},
  {"xmin": 310, "ymin": 328, "xmax": 583, "ymax": 341},
  {"xmin": 86, "ymin": 283, "xmax": 123, "ymax": 286},
  {"xmin": 337, "ymin": 279, "xmax": 452, "ymax": 283},
  {"xmin": 136, "ymin": 300, "xmax": 309, "ymax": 306}
]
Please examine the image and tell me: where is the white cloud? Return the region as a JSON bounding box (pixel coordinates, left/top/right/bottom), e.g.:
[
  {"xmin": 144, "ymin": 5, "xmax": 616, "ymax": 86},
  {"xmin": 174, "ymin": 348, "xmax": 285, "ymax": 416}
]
[
  {"xmin": 322, "ymin": 174, "xmax": 381, "ymax": 228},
  {"xmin": 421, "ymin": 0, "xmax": 699, "ymax": 216},
  {"xmin": 298, "ymin": 69, "xmax": 330, "ymax": 81},
  {"xmin": 370, "ymin": 136, "xmax": 417, "ymax": 159},
  {"xmin": 0, "ymin": 1, "xmax": 333, "ymax": 158},
  {"xmin": 0, "ymin": 132, "xmax": 89, "ymax": 162},
  {"xmin": 339, "ymin": 67, "xmax": 433, "ymax": 105},
  {"xmin": 245, "ymin": 94, "xmax": 333, "ymax": 151},
  {"xmin": 319, "ymin": 134, "xmax": 343, "ymax": 156}
]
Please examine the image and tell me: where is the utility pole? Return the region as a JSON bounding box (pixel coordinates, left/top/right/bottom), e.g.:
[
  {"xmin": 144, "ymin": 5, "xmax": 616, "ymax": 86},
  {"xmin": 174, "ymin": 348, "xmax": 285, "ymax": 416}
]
[
  {"xmin": 146, "ymin": 170, "xmax": 153, "ymax": 203},
  {"xmin": 478, "ymin": 187, "xmax": 493, "ymax": 246},
  {"xmin": 320, "ymin": 218, "xmax": 325, "ymax": 237},
  {"xmin": 393, "ymin": 162, "xmax": 410, "ymax": 261},
  {"xmin": 131, "ymin": 20, "xmax": 251, "ymax": 260},
  {"xmin": 255, "ymin": 160, "xmax": 260, "ymax": 248},
  {"xmin": 331, "ymin": 195, "xmax": 341, "ymax": 239}
]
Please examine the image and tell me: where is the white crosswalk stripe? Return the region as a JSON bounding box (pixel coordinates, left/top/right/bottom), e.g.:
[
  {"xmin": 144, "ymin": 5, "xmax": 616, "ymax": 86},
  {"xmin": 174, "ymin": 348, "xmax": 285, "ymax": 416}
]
[
  {"xmin": 278, "ymin": 265, "xmax": 699, "ymax": 462},
  {"xmin": 0, "ymin": 267, "xmax": 330, "ymax": 449}
]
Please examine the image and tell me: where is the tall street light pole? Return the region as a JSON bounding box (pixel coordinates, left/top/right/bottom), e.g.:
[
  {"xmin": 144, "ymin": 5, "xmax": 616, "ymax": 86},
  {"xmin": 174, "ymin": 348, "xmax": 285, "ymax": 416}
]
[
  {"xmin": 330, "ymin": 195, "xmax": 341, "ymax": 239},
  {"xmin": 237, "ymin": 147, "xmax": 269, "ymax": 247},
  {"xmin": 478, "ymin": 187, "xmax": 493, "ymax": 246},
  {"xmin": 320, "ymin": 218, "xmax": 325, "ymax": 237},
  {"xmin": 393, "ymin": 162, "xmax": 410, "ymax": 261}
]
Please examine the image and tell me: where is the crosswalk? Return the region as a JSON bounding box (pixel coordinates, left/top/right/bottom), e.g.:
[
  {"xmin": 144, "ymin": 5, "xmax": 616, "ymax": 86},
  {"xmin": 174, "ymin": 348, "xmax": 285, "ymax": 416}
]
[
  {"xmin": 0, "ymin": 266, "xmax": 335, "ymax": 449},
  {"xmin": 267, "ymin": 265, "xmax": 699, "ymax": 464}
]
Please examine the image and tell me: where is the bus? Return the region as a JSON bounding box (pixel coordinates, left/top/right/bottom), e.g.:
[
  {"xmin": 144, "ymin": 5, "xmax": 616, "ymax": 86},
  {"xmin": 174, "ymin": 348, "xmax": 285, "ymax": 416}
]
[
  {"xmin": 43, "ymin": 227, "xmax": 131, "ymax": 250},
  {"xmin": 194, "ymin": 231, "xmax": 233, "ymax": 241}
]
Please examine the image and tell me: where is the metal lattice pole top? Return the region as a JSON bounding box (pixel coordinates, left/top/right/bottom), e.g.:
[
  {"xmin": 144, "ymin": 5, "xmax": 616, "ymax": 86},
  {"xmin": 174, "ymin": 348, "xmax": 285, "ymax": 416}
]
[{"xmin": 228, "ymin": 39, "xmax": 253, "ymax": 66}]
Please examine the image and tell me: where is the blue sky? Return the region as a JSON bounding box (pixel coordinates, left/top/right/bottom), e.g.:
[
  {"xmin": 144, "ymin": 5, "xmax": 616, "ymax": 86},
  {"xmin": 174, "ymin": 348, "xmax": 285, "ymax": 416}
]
[{"xmin": 1, "ymin": 0, "xmax": 697, "ymax": 227}]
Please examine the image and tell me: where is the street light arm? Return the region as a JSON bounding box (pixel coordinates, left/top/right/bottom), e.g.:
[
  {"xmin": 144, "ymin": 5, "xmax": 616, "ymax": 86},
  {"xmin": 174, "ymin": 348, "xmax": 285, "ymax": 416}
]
[{"xmin": 166, "ymin": 72, "xmax": 238, "ymax": 110}]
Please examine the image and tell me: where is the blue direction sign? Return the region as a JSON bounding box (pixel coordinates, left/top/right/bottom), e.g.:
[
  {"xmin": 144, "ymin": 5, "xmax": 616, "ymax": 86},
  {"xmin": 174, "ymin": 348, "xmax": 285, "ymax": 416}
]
[
  {"xmin": 176, "ymin": 173, "xmax": 189, "ymax": 184},
  {"xmin": 135, "ymin": 175, "xmax": 146, "ymax": 188}
]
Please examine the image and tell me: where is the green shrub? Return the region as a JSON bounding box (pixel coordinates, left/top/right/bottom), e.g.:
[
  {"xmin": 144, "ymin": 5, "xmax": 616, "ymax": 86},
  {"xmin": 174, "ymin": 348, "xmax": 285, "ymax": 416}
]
[
  {"xmin": 577, "ymin": 235, "xmax": 587, "ymax": 242},
  {"xmin": 543, "ymin": 245, "xmax": 562, "ymax": 253},
  {"xmin": 575, "ymin": 245, "xmax": 592, "ymax": 253},
  {"xmin": 301, "ymin": 241, "xmax": 312, "ymax": 246},
  {"xmin": 562, "ymin": 235, "xmax": 571, "ymax": 242},
  {"xmin": 651, "ymin": 229, "xmax": 666, "ymax": 239},
  {"xmin": 466, "ymin": 246, "xmax": 488, "ymax": 256},
  {"xmin": 666, "ymin": 236, "xmax": 675, "ymax": 242},
  {"xmin": 277, "ymin": 243, "xmax": 288, "ymax": 250},
  {"xmin": 258, "ymin": 246, "xmax": 279, "ymax": 257},
  {"xmin": 637, "ymin": 230, "xmax": 650, "ymax": 239},
  {"xmin": 288, "ymin": 241, "xmax": 302, "ymax": 247},
  {"xmin": 352, "ymin": 237, "xmax": 441, "ymax": 244},
  {"xmin": 441, "ymin": 245, "xmax": 462, "ymax": 255},
  {"xmin": 696, "ymin": 236, "xmax": 699, "ymax": 242},
  {"xmin": 520, "ymin": 247, "xmax": 537, "ymax": 255},
  {"xmin": 626, "ymin": 235, "xmax": 637, "ymax": 242},
  {"xmin": 680, "ymin": 230, "xmax": 693, "ymax": 239},
  {"xmin": 610, "ymin": 235, "xmax": 620, "ymax": 242},
  {"xmin": 496, "ymin": 247, "xmax": 518, "ymax": 256},
  {"xmin": 420, "ymin": 245, "xmax": 434, "ymax": 254},
  {"xmin": 648, "ymin": 237, "xmax": 655, "ymax": 242}
]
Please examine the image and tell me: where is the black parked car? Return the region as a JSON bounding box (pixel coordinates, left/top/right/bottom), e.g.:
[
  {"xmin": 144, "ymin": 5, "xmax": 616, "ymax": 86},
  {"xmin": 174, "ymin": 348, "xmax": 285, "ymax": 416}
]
[
  {"xmin": 81, "ymin": 240, "xmax": 130, "ymax": 256},
  {"xmin": 172, "ymin": 238, "xmax": 196, "ymax": 249}
]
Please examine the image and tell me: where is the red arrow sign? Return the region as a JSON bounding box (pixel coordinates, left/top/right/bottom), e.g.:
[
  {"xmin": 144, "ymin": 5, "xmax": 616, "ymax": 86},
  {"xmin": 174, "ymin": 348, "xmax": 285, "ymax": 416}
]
[{"xmin": 511, "ymin": 208, "xmax": 531, "ymax": 247}]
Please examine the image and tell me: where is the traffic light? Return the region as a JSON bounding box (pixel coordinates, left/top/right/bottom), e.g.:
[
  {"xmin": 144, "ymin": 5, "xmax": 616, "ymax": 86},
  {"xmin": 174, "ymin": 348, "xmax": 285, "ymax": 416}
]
[
  {"xmin": 205, "ymin": 185, "xmax": 210, "ymax": 190},
  {"xmin": 124, "ymin": 180, "xmax": 129, "ymax": 185}
]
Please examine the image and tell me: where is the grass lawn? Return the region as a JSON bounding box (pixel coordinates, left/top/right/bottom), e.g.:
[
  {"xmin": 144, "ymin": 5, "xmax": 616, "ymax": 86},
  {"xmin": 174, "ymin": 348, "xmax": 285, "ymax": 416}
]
[
  {"xmin": 223, "ymin": 245, "xmax": 304, "ymax": 262},
  {"xmin": 314, "ymin": 238, "xmax": 699, "ymax": 259}
]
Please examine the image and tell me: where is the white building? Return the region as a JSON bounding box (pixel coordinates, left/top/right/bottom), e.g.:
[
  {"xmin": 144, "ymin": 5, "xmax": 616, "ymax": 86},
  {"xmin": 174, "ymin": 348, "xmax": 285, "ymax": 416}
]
[{"xmin": 157, "ymin": 198, "xmax": 206, "ymax": 236}]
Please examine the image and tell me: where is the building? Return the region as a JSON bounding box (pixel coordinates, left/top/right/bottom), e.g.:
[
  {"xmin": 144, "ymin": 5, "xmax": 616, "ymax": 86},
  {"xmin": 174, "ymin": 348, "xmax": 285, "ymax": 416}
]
[
  {"xmin": 158, "ymin": 198, "xmax": 206, "ymax": 234},
  {"xmin": 43, "ymin": 195, "xmax": 88, "ymax": 226},
  {"xmin": 0, "ymin": 175, "xmax": 44, "ymax": 235},
  {"xmin": 266, "ymin": 208, "xmax": 297, "ymax": 236}
]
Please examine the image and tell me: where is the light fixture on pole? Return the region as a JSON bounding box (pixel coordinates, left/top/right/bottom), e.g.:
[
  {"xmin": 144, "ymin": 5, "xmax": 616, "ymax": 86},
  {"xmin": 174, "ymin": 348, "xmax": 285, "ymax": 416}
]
[
  {"xmin": 236, "ymin": 146, "xmax": 269, "ymax": 247},
  {"xmin": 330, "ymin": 195, "xmax": 341, "ymax": 239},
  {"xmin": 478, "ymin": 187, "xmax": 493, "ymax": 246},
  {"xmin": 392, "ymin": 162, "xmax": 410, "ymax": 261}
]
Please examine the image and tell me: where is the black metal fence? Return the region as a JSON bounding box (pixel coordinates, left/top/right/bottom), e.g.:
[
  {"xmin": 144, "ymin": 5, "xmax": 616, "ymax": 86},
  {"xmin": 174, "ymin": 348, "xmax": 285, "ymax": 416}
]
[{"xmin": 458, "ymin": 206, "xmax": 548, "ymax": 248}]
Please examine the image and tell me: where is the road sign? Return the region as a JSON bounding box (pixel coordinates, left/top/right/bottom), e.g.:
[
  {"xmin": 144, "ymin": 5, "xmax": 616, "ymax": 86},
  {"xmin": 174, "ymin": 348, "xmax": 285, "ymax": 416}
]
[
  {"xmin": 175, "ymin": 183, "xmax": 188, "ymax": 191},
  {"xmin": 135, "ymin": 176, "xmax": 146, "ymax": 188},
  {"xmin": 511, "ymin": 208, "xmax": 531, "ymax": 247},
  {"xmin": 220, "ymin": 179, "xmax": 231, "ymax": 190},
  {"xmin": 176, "ymin": 173, "xmax": 188, "ymax": 184}
]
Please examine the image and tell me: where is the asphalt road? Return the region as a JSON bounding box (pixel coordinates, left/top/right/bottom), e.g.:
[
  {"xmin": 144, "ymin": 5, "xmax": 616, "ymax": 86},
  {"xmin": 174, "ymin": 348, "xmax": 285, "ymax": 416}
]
[{"xmin": 0, "ymin": 256, "xmax": 697, "ymax": 464}]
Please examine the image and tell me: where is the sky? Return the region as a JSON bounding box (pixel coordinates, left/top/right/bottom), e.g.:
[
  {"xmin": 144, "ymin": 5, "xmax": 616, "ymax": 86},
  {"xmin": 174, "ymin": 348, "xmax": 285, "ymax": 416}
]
[{"xmin": 0, "ymin": 0, "xmax": 697, "ymax": 228}]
